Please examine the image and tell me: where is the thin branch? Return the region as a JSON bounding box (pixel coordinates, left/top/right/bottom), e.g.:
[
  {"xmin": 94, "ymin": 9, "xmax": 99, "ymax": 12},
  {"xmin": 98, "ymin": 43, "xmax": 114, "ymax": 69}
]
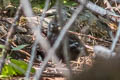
[
  {"xmin": 63, "ymin": 37, "xmax": 73, "ymax": 78},
  {"xmin": 25, "ymin": 39, "xmax": 38, "ymax": 80},
  {"xmin": 56, "ymin": 0, "xmax": 72, "ymax": 77},
  {"xmin": 33, "ymin": 0, "xmax": 87, "ymax": 79},
  {"xmin": 78, "ymin": 0, "xmax": 120, "ymax": 22},
  {"xmin": 56, "ymin": 0, "xmax": 64, "ymax": 27},
  {"xmin": 23, "ymin": 0, "xmax": 51, "ymax": 79},
  {"xmin": 110, "ymin": 22, "xmax": 120, "ymax": 52},
  {"xmin": 104, "ymin": 0, "xmax": 115, "ymax": 13},
  {"xmin": 0, "ymin": 5, "xmax": 22, "ymax": 74}
]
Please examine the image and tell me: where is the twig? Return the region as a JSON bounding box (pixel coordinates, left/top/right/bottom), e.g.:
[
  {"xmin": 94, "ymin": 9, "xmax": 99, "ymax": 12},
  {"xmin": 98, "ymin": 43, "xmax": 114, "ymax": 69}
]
[
  {"xmin": 104, "ymin": 0, "xmax": 115, "ymax": 13},
  {"xmin": 22, "ymin": 0, "xmax": 51, "ymax": 79},
  {"xmin": 33, "ymin": 0, "xmax": 87, "ymax": 79},
  {"xmin": 110, "ymin": 22, "xmax": 120, "ymax": 52},
  {"xmin": 56, "ymin": 0, "xmax": 72, "ymax": 77},
  {"xmin": 68, "ymin": 31, "xmax": 112, "ymax": 44},
  {"xmin": 56, "ymin": 0, "xmax": 64, "ymax": 27},
  {"xmin": 20, "ymin": 0, "xmax": 36, "ymax": 79},
  {"xmin": 42, "ymin": 72, "xmax": 64, "ymax": 77},
  {"xmin": 25, "ymin": 40, "xmax": 38, "ymax": 80},
  {"xmin": 63, "ymin": 37, "xmax": 72, "ymax": 77},
  {"xmin": 78, "ymin": 0, "xmax": 120, "ymax": 22},
  {"xmin": 0, "ymin": 5, "xmax": 22, "ymax": 74}
]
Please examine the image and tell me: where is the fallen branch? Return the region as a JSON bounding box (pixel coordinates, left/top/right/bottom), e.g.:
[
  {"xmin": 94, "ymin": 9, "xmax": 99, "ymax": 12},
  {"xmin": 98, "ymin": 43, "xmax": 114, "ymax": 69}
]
[
  {"xmin": 68, "ymin": 31, "xmax": 112, "ymax": 44},
  {"xmin": 78, "ymin": 0, "xmax": 120, "ymax": 22}
]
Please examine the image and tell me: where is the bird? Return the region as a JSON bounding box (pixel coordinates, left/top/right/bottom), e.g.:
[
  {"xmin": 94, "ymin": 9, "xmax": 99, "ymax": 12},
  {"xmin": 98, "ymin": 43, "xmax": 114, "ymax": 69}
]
[{"xmin": 47, "ymin": 20, "xmax": 88, "ymax": 62}]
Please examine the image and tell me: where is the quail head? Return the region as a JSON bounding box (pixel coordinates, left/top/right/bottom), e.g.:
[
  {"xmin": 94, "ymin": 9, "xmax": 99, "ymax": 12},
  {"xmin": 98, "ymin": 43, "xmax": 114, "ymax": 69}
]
[{"xmin": 47, "ymin": 21, "xmax": 88, "ymax": 61}]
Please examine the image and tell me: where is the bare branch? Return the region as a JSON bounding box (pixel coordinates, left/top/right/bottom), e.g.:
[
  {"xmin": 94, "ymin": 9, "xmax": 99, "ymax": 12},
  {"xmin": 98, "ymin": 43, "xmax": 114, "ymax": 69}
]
[
  {"xmin": 78, "ymin": 0, "xmax": 120, "ymax": 22},
  {"xmin": 21, "ymin": 0, "xmax": 51, "ymax": 79},
  {"xmin": 33, "ymin": 0, "xmax": 87, "ymax": 79},
  {"xmin": 0, "ymin": 5, "xmax": 22, "ymax": 73},
  {"xmin": 110, "ymin": 22, "xmax": 120, "ymax": 53}
]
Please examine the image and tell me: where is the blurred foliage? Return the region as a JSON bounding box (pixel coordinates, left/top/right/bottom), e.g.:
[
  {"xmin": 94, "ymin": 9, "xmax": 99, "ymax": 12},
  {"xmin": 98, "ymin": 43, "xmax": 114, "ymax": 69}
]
[
  {"xmin": 0, "ymin": 44, "xmax": 6, "ymax": 49},
  {"xmin": 10, "ymin": 0, "xmax": 19, "ymax": 7},
  {"xmin": 10, "ymin": 59, "xmax": 35, "ymax": 75},
  {"xmin": 0, "ymin": 0, "xmax": 78, "ymax": 16},
  {"xmin": 1, "ymin": 0, "xmax": 78, "ymax": 9},
  {"xmin": 0, "ymin": 44, "xmax": 34, "ymax": 78},
  {"xmin": 1, "ymin": 64, "xmax": 17, "ymax": 77},
  {"xmin": 1, "ymin": 59, "xmax": 35, "ymax": 78},
  {"xmin": 0, "ymin": 0, "xmax": 78, "ymax": 78},
  {"xmin": 63, "ymin": 0, "xmax": 78, "ymax": 6}
]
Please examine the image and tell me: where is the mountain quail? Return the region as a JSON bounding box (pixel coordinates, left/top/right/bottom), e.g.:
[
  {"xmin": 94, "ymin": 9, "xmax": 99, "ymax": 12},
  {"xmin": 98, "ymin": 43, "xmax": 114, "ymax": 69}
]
[{"xmin": 47, "ymin": 21, "xmax": 88, "ymax": 61}]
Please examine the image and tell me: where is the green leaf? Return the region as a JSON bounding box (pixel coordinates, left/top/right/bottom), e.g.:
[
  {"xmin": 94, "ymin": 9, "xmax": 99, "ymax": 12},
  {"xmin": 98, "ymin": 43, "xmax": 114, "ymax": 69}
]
[
  {"xmin": 1, "ymin": 64, "xmax": 17, "ymax": 77},
  {"xmin": 0, "ymin": 44, "xmax": 6, "ymax": 49},
  {"xmin": 63, "ymin": 1, "xmax": 78, "ymax": 6},
  {"xmin": 1, "ymin": 59, "xmax": 35, "ymax": 78},
  {"xmin": 12, "ymin": 44, "xmax": 28, "ymax": 51},
  {"xmin": 10, "ymin": 59, "xmax": 35, "ymax": 75},
  {"xmin": 0, "ymin": 75, "xmax": 8, "ymax": 78}
]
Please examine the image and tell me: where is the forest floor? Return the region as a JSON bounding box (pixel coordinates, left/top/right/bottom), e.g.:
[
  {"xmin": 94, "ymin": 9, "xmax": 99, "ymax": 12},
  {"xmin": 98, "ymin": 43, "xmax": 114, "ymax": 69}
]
[{"xmin": 0, "ymin": 1, "xmax": 119, "ymax": 80}]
